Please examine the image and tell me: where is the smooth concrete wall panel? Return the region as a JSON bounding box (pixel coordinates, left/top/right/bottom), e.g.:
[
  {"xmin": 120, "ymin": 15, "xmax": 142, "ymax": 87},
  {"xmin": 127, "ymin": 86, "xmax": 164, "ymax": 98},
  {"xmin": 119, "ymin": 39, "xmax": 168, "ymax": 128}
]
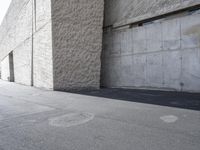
[
  {"xmin": 181, "ymin": 11, "xmax": 200, "ymax": 49},
  {"xmin": 146, "ymin": 53, "xmax": 163, "ymax": 88},
  {"xmin": 104, "ymin": 0, "xmax": 200, "ymax": 27},
  {"xmin": 120, "ymin": 55, "xmax": 134, "ymax": 87},
  {"xmin": 51, "ymin": 0, "xmax": 104, "ymax": 91},
  {"xmin": 181, "ymin": 48, "xmax": 200, "ymax": 92},
  {"xmin": 133, "ymin": 27, "xmax": 147, "ymax": 54},
  {"xmin": 146, "ymin": 22, "xmax": 163, "ymax": 53},
  {"xmin": 1, "ymin": 56, "xmax": 10, "ymax": 81},
  {"xmin": 162, "ymin": 17, "xmax": 181, "ymax": 50},
  {"xmin": 13, "ymin": 39, "xmax": 32, "ymax": 85},
  {"xmin": 132, "ymin": 55, "xmax": 147, "ymax": 88},
  {"xmin": 102, "ymin": 11, "xmax": 200, "ymax": 92},
  {"xmin": 163, "ymin": 51, "xmax": 182, "ymax": 91}
]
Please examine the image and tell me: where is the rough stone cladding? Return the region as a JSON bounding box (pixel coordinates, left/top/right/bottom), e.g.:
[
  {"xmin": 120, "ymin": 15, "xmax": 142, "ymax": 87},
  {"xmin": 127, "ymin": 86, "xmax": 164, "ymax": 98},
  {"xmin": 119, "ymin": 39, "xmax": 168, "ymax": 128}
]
[
  {"xmin": 51, "ymin": 0, "xmax": 104, "ymax": 91},
  {"xmin": 104, "ymin": 0, "xmax": 200, "ymax": 27},
  {"xmin": 0, "ymin": 0, "xmax": 32, "ymax": 60},
  {"xmin": 0, "ymin": 0, "xmax": 32, "ymax": 85},
  {"xmin": 0, "ymin": 0, "xmax": 53, "ymax": 89},
  {"xmin": 13, "ymin": 39, "xmax": 32, "ymax": 85},
  {"xmin": 0, "ymin": 0, "xmax": 104, "ymax": 91},
  {"xmin": 33, "ymin": 0, "xmax": 53, "ymax": 89},
  {"xmin": 1, "ymin": 56, "xmax": 10, "ymax": 81}
]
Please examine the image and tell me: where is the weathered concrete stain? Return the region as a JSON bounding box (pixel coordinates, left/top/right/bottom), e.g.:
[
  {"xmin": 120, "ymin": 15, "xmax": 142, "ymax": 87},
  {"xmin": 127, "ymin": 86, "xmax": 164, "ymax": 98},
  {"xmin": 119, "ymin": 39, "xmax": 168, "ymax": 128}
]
[
  {"xmin": 184, "ymin": 24, "xmax": 200, "ymax": 36},
  {"xmin": 184, "ymin": 24, "xmax": 200, "ymax": 48}
]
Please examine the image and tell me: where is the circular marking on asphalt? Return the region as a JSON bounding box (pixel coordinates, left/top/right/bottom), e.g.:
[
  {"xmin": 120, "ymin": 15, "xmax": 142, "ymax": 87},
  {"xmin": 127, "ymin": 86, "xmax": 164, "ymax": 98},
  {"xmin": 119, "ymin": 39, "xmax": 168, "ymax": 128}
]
[
  {"xmin": 160, "ymin": 115, "xmax": 178, "ymax": 123},
  {"xmin": 49, "ymin": 112, "xmax": 94, "ymax": 128}
]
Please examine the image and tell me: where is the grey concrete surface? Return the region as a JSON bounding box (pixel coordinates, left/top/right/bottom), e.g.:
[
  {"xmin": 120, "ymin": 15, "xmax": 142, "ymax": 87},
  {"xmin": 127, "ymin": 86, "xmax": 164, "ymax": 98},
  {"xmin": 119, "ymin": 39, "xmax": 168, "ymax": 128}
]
[
  {"xmin": 0, "ymin": 80, "xmax": 199, "ymax": 150},
  {"xmin": 102, "ymin": 9, "xmax": 200, "ymax": 93}
]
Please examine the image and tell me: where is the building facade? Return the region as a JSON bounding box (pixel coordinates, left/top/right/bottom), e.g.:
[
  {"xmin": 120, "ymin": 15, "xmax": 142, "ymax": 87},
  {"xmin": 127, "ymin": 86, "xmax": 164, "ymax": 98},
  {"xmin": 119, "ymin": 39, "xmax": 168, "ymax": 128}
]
[
  {"xmin": 0, "ymin": 0, "xmax": 200, "ymax": 92},
  {"xmin": 0, "ymin": 0, "xmax": 104, "ymax": 91}
]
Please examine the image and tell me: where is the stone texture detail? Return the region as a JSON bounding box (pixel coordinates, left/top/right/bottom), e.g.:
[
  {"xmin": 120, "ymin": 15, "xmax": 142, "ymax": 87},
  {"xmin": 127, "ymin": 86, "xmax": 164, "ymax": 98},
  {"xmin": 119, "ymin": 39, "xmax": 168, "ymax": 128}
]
[
  {"xmin": 104, "ymin": 0, "xmax": 200, "ymax": 27},
  {"xmin": 51, "ymin": 0, "xmax": 104, "ymax": 91},
  {"xmin": 33, "ymin": 22, "xmax": 53, "ymax": 89},
  {"xmin": 1, "ymin": 56, "xmax": 10, "ymax": 81},
  {"xmin": 33, "ymin": 0, "xmax": 53, "ymax": 89},
  {"xmin": 0, "ymin": 0, "xmax": 104, "ymax": 91},
  {"xmin": 13, "ymin": 39, "xmax": 32, "ymax": 85}
]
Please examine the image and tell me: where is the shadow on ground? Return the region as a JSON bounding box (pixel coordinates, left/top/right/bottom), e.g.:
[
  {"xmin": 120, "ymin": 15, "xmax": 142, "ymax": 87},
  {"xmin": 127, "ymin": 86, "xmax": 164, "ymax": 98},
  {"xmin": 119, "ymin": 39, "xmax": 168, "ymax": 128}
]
[{"xmin": 75, "ymin": 88, "xmax": 200, "ymax": 111}]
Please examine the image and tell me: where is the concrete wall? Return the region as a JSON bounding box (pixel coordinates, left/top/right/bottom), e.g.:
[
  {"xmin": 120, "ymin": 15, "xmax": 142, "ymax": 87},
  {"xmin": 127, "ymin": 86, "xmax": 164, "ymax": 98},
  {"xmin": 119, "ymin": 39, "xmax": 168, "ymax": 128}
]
[
  {"xmin": 51, "ymin": 0, "xmax": 104, "ymax": 91},
  {"xmin": 102, "ymin": 10, "xmax": 200, "ymax": 92},
  {"xmin": 0, "ymin": 0, "xmax": 32, "ymax": 85},
  {"xmin": 0, "ymin": 0, "xmax": 53, "ymax": 89},
  {"xmin": 1, "ymin": 56, "xmax": 10, "ymax": 81},
  {"xmin": 0, "ymin": 0, "xmax": 104, "ymax": 91},
  {"xmin": 33, "ymin": 0, "xmax": 53, "ymax": 89},
  {"xmin": 0, "ymin": 0, "xmax": 33, "ymax": 86},
  {"xmin": 13, "ymin": 39, "xmax": 32, "ymax": 85}
]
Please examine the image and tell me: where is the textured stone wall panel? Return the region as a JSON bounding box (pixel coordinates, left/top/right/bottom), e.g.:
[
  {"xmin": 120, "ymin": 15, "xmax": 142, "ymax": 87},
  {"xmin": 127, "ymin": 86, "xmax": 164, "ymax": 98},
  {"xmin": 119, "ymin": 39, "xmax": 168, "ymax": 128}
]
[
  {"xmin": 35, "ymin": 0, "xmax": 52, "ymax": 30},
  {"xmin": 33, "ymin": 22, "xmax": 53, "ymax": 89},
  {"xmin": 52, "ymin": 0, "xmax": 104, "ymax": 91},
  {"xmin": 32, "ymin": 0, "xmax": 53, "ymax": 89},
  {"xmin": 0, "ymin": 0, "xmax": 32, "ymax": 61},
  {"xmin": 0, "ymin": 56, "xmax": 10, "ymax": 81},
  {"xmin": 13, "ymin": 39, "xmax": 32, "ymax": 86}
]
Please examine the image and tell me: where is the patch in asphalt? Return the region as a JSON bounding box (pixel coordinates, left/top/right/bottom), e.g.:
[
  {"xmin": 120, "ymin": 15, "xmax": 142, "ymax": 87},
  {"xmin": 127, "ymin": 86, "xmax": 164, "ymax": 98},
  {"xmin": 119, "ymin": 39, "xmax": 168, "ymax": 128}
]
[
  {"xmin": 160, "ymin": 115, "xmax": 178, "ymax": 123},
  {"xmin": 49, "ymin": 112, "xmax": 94, "ymax": 128}
]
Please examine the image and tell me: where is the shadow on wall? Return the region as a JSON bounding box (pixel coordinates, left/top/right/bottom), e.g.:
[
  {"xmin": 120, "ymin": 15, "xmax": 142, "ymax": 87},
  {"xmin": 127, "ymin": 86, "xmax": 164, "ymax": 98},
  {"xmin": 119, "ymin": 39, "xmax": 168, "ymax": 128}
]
[{"xmin": 75, "ymin": 88, "xmax": 200, "ymax": 111}]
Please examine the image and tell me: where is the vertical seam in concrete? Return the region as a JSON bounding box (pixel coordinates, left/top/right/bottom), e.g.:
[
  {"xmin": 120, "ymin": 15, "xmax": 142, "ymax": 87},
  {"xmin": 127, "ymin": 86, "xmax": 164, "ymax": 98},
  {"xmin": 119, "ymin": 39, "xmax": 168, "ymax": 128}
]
[
  {"xmin": 31, "ymin": 0, "xmax": 36, "ymax": 86},
  {"xmin": 145, "ymin": 26, "xmax": 147, "ymax": 86},
  {"xmin": 9, "ymin": 52, "xmax": 14, "ymax": 82},
  {"xmin": 50, "ymin": 0, "xmax": 55, "ymax": 90},
  {"xmin": 180, "ymin": 17, "xmax": 183, "ymax": 91},
  {"xmin": 34, "ymin": 0, "xmax": 37, "ymax": 31},
  {"xmin": 161, "ymin": 21, "xmax": 165, "ymax": 86}
]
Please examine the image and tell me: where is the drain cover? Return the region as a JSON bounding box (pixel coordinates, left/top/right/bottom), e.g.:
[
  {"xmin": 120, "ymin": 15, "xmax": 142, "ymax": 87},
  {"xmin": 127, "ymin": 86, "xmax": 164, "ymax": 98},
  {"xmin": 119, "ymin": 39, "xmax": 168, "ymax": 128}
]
[{"xmin": 49, "ymin": 112, "xmax": 94, "ymax": 127}]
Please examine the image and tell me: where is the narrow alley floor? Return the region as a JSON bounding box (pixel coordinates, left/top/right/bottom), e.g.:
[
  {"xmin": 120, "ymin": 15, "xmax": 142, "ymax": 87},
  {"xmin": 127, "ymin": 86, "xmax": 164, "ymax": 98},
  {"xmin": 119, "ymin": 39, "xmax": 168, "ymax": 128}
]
[{"xmin": 0, "ymin": 80, "xmax": 199, "ymax": 150}]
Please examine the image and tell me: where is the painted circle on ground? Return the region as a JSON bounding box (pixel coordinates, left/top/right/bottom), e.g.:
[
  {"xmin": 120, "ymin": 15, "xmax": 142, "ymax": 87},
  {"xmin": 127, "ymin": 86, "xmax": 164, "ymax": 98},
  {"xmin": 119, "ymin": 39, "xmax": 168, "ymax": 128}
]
[
  {"xmin": 160, "ymin": 115, "xmax": 178, "ymax": 123},
  {"xmin": 49, "ymin": 112, "xmax": 94, "ymax": 128}
]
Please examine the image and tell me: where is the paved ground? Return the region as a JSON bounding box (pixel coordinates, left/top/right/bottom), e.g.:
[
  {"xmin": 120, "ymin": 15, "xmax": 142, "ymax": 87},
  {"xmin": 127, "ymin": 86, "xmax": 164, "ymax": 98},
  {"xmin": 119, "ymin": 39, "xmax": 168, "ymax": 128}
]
[{"xmin": 0, "ymin": 80, "xmax": 199, "ymax": 150}]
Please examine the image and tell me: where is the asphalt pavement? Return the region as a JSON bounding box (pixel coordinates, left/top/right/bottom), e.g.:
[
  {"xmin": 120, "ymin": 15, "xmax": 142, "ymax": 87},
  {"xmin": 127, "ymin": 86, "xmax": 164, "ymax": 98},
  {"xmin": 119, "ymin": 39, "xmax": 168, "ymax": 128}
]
[{"xmin": 0, "ymin": 80, "xmax": 199, "ymax": 150}]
